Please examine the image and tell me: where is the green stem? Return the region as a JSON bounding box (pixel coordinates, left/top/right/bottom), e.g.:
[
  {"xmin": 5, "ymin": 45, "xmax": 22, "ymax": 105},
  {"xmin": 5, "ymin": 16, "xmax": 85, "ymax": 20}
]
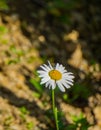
[{"xmin": 52, "ymin": 89, "xmax": 59, "ymax": 130}]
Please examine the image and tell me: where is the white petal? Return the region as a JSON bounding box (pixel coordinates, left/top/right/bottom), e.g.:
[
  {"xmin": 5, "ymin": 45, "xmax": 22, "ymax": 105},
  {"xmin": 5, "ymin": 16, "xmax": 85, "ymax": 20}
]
[
  {"xmin": 48, "ymin": 80, "xmax": 52, "ymax": 89},
  {"xmin": 44, "ymin": 79, "xmax": 55, "ymax": 89},
  {"xmin": 63, "ymin": 73, "xmax": 74, "ymax": 79},
  {"xmin": 39, "ymin": 74, "xmax": 49, "ymax": 78},
  {"xmin": 41, "ymin": 76, "xmax": 50, "ymax": 82},
  {"xmin": 60, "ymin": 79, "xmax": 71, "ymax": 89},
  {"xmin": 37, "ymin": 70, "xmax": 47, "ymax": 74},
  {"xmin": 65, "ymin": 80, "xmax": 74, "ymax": 86},
  {"xmin": 38, "ymin": 72, "xmax": 49, "ymax": 77},
  {"xmin": 62, "ymin": 70, "xmax": 67, "ymax": 73},
  {"xmin": 59, "ymin": 64, "xmax": 65, "ymax": 70},
  {"xmin": 56, "ymin": 64, "xmax": 66, "ymax": 74},
  {"xmin": 67, "ymin": 72, "xmax": 74, "ymax": 75},
  {"xmin": 63, "ymin": 76, "xmax": 74, "ymax": 82},
  {"xmin": 55, "ymin": 63, "xmax": 59, "ymax": 70},
  {"xmin": 60, "ymin": 65, "xmax": 65, "ymax": 70},
  {"xmin": 40, "ymin": 65, "xmax": 50, "ymax": 71},
  {"xmin": 40, "ymin": 78, "xmax": 49, "ymax": 84},
  {"xmin": 43, "ymin": 64, "xmax": 52, "ymax": 71},
  {"xmin": 66, "ymin": 78, "xmax": 74, "ymax": 82},
  {"xmin": 56, "ymin": 81, "xmax": 65, "ymax": 92},
  {"xmin": 48, "ymin": 61, "xmax": 53, "ymax": 69},
  {"xmin": 45, "ymin": 81, "xmax": 50, "ymax": 88}
]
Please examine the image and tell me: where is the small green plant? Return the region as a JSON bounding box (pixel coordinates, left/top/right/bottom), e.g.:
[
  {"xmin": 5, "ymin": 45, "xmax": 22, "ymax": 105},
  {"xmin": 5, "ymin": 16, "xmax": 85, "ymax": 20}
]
[
  {"xmin": 7, "ymin": 58, "xmax": 20, "ymax": 65},
  {"xmin": 0, "ymin": 25, "xmax": 8, "ymax": 44},
  {"xmin": 26, "ymin": 122, "xmax": 34, "ymax": 130},
  {"xmin": 19, "ymin": 107, "xmax": 29, "ymax": 122},
  {"xmin": 10, "ymin": 45, "xmax": 24, "ymax": 56},
  {"xmin": 4, "ymin": 116, "xmax": 13, "ymax": 128},
  {"xmin": 0, "ymin": 25, "xmax": 8, "ymax": 34},
  {"xmin": 66, "ymin": 113, "xmax": 91, "ymax": 130},
  {"xmin": 19, "ymin": 107, "xmax": 34, "ymax": 130},
  {"xmin": 6, "ymin": 45, "xmax": 25, "ymax": 65}
]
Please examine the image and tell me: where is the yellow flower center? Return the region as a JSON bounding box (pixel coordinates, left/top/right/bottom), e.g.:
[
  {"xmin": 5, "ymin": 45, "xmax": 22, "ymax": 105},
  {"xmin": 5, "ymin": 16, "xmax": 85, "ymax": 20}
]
[{"xmin": 49, "ymin": 70, "xmax": 62, "ymax": 80}]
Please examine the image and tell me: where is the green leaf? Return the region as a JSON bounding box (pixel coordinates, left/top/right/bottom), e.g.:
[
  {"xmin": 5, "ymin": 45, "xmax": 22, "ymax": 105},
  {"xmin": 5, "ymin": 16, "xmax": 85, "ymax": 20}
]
[
  {"xmin": 66, "ymin": 124, "xmax": 77, "ymax": 130},
  {"xmin": 72, "ymin": 113, "xmax": 84, "ymax": 122},
  {"xmin": 32, "ymin": 92, "xmax": 41, "ymax": 98},
  {"xmin": 7, "ymin": 58, "xmax": 20, "ymax": 64},
  {"xmin": 29, "ymin": 78, "xmax": 43, "ymax": 93}
]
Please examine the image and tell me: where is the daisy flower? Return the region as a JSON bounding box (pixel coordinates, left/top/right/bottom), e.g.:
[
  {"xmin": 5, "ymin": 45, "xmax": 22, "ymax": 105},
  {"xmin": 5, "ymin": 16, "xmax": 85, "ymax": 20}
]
[{"xmin": 37, "ymin": 61, "xmax": 74, "ymax": 92}]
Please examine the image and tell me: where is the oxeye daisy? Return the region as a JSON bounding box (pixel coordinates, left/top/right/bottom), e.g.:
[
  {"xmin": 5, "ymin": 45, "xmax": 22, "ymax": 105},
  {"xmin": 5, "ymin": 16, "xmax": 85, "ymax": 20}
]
[{"xmin": 37, "ymin": 61, "xmax": 74, "ymax": 92}]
